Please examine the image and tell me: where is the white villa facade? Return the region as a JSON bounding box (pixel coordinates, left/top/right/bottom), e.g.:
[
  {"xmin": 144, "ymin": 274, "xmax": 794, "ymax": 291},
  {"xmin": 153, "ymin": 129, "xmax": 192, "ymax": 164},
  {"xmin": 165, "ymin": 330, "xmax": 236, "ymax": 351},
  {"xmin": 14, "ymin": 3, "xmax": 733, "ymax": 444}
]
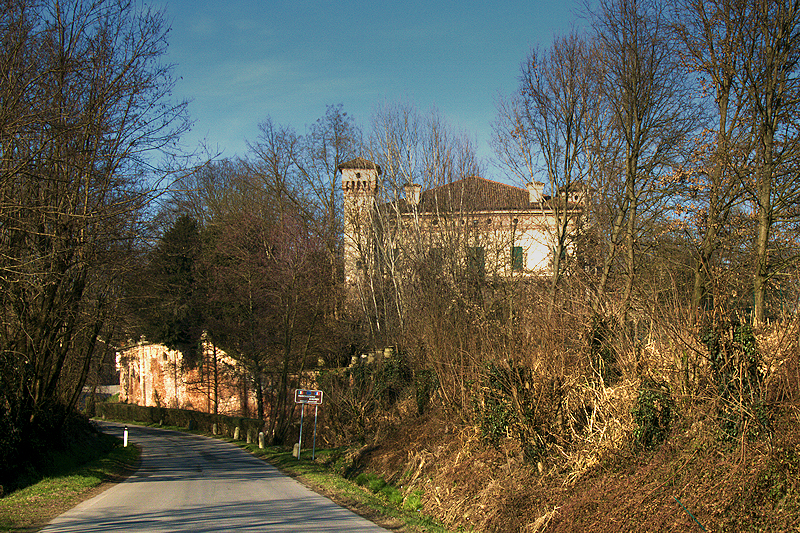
[{"xmin": 338, "ymin": 157, "xmax": 585, "ymax": 300}]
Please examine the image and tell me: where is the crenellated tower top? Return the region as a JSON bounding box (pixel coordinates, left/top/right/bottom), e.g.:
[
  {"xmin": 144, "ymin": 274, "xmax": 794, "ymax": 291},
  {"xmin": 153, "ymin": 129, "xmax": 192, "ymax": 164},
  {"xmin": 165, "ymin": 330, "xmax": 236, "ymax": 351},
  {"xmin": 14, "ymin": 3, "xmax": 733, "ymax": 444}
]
[{"xmin": 339, "ymin": 157, "xmax": 382, "ymax": 197}]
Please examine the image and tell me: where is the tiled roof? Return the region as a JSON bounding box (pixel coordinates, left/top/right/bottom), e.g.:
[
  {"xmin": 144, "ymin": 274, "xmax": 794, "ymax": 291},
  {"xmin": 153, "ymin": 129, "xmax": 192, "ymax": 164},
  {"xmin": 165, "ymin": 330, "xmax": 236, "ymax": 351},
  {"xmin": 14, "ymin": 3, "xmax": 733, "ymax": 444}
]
[
  {"xmin": 337, "ymin": 157, "xmax": 382, "ymax": 174},
  {"xmin": 396, "ymin": 176, "xmax": 541, "ymax": 213}
]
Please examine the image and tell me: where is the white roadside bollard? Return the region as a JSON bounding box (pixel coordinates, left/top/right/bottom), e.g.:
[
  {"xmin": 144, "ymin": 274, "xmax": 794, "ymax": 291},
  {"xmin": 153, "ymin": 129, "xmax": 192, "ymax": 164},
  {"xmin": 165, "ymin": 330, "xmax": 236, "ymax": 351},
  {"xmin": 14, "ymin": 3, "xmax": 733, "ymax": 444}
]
[{"xmin": 123, "ymin": 425, "xmax": 129, "ymax": 447}]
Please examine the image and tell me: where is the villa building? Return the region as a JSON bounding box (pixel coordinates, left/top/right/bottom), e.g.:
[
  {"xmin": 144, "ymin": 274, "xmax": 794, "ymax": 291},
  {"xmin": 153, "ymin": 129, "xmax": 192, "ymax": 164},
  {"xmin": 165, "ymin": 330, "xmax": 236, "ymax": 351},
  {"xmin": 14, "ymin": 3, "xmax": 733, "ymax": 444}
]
[{"xmin": 338, "ymin": 157, "xmax": 585, "ymax": 301}]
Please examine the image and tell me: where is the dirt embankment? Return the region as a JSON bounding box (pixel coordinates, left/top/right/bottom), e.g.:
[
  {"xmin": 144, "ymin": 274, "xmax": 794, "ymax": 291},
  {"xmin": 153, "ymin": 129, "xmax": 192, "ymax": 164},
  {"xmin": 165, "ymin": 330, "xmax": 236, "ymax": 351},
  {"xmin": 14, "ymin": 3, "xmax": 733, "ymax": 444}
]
[{"xmin": 356, "ymin": 406, "xmax": 800, "ymax": 532}]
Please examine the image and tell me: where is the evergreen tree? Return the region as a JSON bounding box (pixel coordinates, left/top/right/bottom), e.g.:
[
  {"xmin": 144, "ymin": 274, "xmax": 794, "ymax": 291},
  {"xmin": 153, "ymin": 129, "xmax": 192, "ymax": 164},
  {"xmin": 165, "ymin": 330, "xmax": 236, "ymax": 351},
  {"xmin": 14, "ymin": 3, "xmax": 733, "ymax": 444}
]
[{"xmin": 138, "ymin": 215, "xmax": 205, "ymax": 365}]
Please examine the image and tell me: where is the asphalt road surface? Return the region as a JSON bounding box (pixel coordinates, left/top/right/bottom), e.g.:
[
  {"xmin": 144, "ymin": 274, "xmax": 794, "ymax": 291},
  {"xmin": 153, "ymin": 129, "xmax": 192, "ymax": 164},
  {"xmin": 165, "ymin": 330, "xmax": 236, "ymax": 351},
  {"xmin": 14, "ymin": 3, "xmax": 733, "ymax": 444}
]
[{"xmin": 40, "ymin": 421, "xmax": 388, "ymax": 532}]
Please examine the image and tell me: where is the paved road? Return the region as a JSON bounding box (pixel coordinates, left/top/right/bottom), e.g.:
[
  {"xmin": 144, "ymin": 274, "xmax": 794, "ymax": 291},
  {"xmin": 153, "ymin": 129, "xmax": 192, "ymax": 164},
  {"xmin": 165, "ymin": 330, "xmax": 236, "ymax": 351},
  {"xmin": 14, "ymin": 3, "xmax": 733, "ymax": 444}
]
[{"xmin": 41, "ymin": 422, "xmax": 388, "ymax": 532}]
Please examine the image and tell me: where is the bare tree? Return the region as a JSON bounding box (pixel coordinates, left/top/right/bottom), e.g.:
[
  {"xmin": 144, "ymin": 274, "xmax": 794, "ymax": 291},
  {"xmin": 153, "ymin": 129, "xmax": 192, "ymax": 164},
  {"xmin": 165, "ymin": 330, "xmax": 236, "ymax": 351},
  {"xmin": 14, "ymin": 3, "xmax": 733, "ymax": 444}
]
[
  {"xmin": 178, "ymin": 118, "xmax": 342, "ymax": 442},
  {"xmin": 0, "ymin": 0, "xmax": 188, "ymax": 484},
  {"xmin": 363, "ymin": 102, "xmax": 483, "ymax": 339},
  {"xmin": 298, "ymin": 104, "xmax": 362, "ymax": 260},
  {"xmin": 590, "ymin": 0, "xmax": 697, "ymax": 320},
  {"xmin": 673, "ymin": 0, "xmax": 753, "ymax": 313},
  {"xmin": 494, "ymin": 32, "xmax": 599, "ymax": 314},
  {"xmin": 362, "ymin": 103, "xmax": 553, "ymax": 416},
  {"xmin": 741, "ymin": 0, "xmax": 800, "ymax": 325}
]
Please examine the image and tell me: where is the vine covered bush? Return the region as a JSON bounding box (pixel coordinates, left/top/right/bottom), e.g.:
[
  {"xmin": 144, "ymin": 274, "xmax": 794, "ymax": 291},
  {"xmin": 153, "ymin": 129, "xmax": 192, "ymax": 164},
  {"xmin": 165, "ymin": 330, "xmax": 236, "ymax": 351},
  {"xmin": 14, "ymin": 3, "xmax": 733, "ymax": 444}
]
[
  {"xmin": 632, "ymin": 378, "xmax": 675, "ymax": 450},
  {"xmin": 701, "ymin": 320, "xmax": 769, "ymax": 441}
]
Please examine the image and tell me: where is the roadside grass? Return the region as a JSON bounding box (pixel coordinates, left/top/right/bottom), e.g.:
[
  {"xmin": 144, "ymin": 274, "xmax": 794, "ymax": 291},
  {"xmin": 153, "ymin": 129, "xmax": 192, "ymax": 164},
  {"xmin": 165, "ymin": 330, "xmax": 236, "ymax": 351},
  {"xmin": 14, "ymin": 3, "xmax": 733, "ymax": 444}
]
[
  {"xmin": 0, "ymin": 435, "xmax": 139, "ymax": 532},
  {"xmin": 233, "ymin": 442, "xmax": 451, "ymax": 533}
]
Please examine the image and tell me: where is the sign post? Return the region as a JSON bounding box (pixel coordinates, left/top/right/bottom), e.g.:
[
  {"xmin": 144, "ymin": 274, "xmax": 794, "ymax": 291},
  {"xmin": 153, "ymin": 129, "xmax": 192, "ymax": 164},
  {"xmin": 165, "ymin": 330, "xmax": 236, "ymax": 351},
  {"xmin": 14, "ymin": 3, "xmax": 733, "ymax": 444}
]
[
  {"xmin": 298, "ymin": 404, "xmax": 305, "ymax": 459},
  {"xmin": 294, "ymin": 389, "xmax": 323, "ymax": 460},
  {"xmin": 312, "ymin": 405, "xmax": 319, "ymax": 460}
]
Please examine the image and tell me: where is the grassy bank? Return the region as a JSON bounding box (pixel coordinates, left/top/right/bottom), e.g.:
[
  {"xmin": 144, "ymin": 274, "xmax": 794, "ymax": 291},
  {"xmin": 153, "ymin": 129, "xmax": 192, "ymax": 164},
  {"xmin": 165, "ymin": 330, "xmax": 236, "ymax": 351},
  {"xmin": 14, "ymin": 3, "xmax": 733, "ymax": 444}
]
[
  {"xmin": 0, "ymin": 431, "xmax": 139, "ymax": 532},
  {"xmin": 232, "ymin": 441, "xmax": 453, "ymax": 532}
]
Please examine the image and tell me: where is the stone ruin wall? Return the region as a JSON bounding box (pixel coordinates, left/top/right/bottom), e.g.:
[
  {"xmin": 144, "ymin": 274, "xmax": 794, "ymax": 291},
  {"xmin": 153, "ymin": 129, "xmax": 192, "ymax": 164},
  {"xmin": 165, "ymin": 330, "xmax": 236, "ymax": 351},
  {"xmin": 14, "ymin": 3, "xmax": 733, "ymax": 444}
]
[{"xmin": 117, "ymin": 341, "xmax": 256, "ymax": 417}]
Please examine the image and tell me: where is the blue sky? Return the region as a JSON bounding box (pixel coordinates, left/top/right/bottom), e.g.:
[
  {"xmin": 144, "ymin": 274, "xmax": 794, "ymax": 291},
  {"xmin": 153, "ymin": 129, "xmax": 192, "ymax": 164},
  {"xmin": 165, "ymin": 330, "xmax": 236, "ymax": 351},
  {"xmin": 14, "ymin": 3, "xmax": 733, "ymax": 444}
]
[{"xmin": 155, "ymin": 0, "xmax": 589, "ymax": 172}]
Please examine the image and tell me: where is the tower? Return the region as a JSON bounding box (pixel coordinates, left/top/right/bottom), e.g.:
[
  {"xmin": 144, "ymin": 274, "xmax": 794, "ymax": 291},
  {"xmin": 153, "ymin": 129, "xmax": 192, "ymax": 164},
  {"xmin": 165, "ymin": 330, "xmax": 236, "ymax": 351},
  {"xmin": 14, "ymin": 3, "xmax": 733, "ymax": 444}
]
[{"xmin": 338, "ymin": 157, "xmax": 382, "ymax": 297}]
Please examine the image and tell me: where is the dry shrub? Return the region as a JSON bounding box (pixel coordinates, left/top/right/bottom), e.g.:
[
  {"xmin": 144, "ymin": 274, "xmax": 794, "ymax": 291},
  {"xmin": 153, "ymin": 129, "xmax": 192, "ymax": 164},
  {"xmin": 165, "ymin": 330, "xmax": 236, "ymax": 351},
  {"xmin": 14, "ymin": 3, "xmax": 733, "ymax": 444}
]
[
  {"xmin": 354, "ymin": 307, "xmax": 800, "ymax": 532},
  {"xmin": 473, "ymin": 358, "xmax": 565, "ymax": 461},
  {"xmin": 353, "ymin": 296, "xmax": 800, "ymax": 532},
  {"xmin": 758, "ymin": 317, "xmax": 800, "ymax": 405},
  {"xmin": 362, "ymin": 411, "xmax": 516, "ymax": 531},
  {"xmin": 545, "ymin": 406, "xmax": 800, "ymax": 532},
  {"xmin": 561, "ymin": 377, "xmax": 638, "ymax": 484},
  {"xmin": 524, "ymin": 507, "xmax": 559, "ymax": 533},
  {"xmin": 315, "ymin": 356, "xmax": 418, "ymax": 447}
]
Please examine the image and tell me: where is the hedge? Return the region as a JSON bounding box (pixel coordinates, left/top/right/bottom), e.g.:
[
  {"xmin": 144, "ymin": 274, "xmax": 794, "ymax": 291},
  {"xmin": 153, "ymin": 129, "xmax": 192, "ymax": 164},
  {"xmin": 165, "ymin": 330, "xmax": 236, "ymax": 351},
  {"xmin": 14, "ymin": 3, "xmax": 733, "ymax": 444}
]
[{"xmin": 95, "ymin": 402, "xmax": 265, "ymax": 442}]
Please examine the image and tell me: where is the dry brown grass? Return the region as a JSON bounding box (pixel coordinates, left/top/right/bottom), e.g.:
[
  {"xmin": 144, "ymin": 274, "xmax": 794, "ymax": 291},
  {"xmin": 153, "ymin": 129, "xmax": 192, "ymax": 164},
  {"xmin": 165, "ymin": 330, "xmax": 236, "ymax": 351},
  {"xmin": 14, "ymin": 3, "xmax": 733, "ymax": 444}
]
[
  {"xmin": 347, "ymin": 314, "xmax": 800, "ymax": 532},
  {"xmin": 560, "ymin": 377, "xmax": 638, "ymax": 485}
]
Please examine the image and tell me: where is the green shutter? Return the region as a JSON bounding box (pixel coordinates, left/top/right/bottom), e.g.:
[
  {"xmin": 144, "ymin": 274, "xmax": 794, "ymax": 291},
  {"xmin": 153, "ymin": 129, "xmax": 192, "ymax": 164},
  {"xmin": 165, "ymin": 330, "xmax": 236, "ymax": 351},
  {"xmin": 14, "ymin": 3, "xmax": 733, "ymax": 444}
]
[{"xmin": 511, "ymin": 246, "xmax": 523, "ymax": 271}]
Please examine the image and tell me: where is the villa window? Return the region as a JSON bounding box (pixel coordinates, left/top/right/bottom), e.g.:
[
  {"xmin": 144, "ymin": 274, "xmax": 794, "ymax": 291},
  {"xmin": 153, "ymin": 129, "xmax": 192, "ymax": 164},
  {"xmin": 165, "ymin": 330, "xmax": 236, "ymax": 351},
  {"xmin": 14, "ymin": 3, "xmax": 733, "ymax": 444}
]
[
  {"xmin": 511, "ymin": 246, "xmax": 524, "ymax": 271},
  {"xmin": 467, "ymin": 246, "xmax": 485, "ymax": 278}
]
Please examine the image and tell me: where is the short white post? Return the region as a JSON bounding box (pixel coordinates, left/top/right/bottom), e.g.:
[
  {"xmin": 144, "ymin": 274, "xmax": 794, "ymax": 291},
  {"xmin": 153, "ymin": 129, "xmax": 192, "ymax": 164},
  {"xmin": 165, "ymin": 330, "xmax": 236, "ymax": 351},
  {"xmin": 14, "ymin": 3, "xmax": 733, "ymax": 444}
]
[{"xmin": 123, "ymin": 426, "xmax": 129, "ymax": 448}]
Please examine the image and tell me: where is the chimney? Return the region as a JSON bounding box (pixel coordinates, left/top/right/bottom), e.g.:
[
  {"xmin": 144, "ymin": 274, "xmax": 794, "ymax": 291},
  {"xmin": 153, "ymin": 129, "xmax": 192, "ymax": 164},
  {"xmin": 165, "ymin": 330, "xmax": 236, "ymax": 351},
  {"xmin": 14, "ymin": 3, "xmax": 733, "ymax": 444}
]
[
  {"xmin": 526, "ymin": 181, "xmax": 545, "ymax": 203},
  {"xmin": 404, "ymin": 182, "xmax": 422, "ymax": 206}
]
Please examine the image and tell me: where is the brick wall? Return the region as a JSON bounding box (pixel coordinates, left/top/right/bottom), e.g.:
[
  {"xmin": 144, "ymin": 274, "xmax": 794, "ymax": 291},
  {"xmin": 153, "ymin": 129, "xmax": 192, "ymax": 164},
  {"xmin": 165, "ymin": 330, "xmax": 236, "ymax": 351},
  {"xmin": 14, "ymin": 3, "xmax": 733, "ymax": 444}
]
[{"xmin": 117, "ymin": 340, "xmax": 256, "ymax": 417}]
